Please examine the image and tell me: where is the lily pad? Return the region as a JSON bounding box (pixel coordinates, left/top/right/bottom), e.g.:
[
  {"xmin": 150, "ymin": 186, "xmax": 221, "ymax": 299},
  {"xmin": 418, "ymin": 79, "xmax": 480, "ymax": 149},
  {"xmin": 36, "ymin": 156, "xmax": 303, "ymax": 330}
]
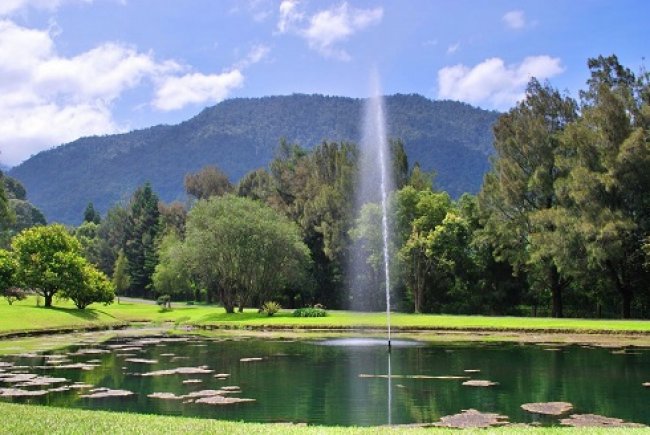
[
  {"xmin": 462, "ymin": 380, "xmax": 499, "ymax": 387},
  {"xmin": 435, "ymin": 409, "xmax": 509, "ymax": 428},
  {"xmin": 560, "ymin": 414, "xmax": 646, "ymax": 428},
  {"xmin": 521, "ymin": 402, "xmax": 573, "ymax": 415}
]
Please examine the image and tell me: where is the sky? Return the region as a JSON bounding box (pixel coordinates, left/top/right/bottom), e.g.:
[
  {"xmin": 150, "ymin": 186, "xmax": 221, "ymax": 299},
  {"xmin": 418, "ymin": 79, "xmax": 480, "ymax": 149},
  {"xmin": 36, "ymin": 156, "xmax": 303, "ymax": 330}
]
[{"xmin": 0, "ymin": 0, "xmax": 648, "ymax": 167}]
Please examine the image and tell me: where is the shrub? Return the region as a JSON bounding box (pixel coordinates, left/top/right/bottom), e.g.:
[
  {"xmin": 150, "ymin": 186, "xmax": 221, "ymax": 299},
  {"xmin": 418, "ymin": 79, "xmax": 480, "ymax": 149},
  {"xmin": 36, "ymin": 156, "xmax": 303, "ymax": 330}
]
[
  {"xmin": 293, "ymin": 307, "xmax": 327, "ymax": 317},
  {"xmin": 4, "ymin": 287, "xmax": 26, "ymax": 305},
  {"xmin": 157, "ymin": 294, "xmax": 171, "ymax": 310},
  {"xmin": 262, "ymin": 301, "xmax": 281, "ymax": 316}
]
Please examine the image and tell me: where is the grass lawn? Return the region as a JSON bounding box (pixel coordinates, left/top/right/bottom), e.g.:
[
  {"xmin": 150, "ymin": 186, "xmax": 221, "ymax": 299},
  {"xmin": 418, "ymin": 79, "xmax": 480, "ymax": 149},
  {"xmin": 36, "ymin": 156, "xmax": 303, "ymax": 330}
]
[
  {"xmin": 0, "ymin": 402, "xmax": 643, "ymax": 434},
  {"xmin": 2, "ymin": 296, "xmax": 650, "ymax": 336}
]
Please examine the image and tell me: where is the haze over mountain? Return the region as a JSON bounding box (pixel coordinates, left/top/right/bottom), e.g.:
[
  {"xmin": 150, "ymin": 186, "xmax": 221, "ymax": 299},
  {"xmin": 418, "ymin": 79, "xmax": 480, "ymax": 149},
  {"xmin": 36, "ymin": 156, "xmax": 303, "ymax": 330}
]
[{"xmin": 9, "ymin": 94, "xmax": 499, "ymax": 224}]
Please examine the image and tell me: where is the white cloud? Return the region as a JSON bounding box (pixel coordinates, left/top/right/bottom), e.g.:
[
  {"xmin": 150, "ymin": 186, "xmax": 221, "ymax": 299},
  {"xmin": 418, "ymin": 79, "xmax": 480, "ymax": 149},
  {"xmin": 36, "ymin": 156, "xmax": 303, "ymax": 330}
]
[
  {"xmin": 447, "ymin": 42, "xmax": 460, "ymax": 54},
  {"xmin": 0, "ymin": 0, "xmax": 91, "ymax": 16},
  {"xmin": 152, "ymin": 70, "xmax": 244, "ymax": 111},
  {"xmin": 277, "ymin": 0, "xmax": 302, "ymax": 33},
  {"xmin": 503, "ymin": 10, "xmax": 526, "ymax": 29},
  {"xmin": 0, "ymin": 19, "xmax": 245, "ymax": 166},
  {"xmin": 235, "ymin": 44, "xmax": 270, "ymax": 69},
  {"xmin": 276, "ymin": 1, "xmax": 383, "ymax": 60},
  {"xmin": 437, "ymin": 56, "xmax": 564, "ymax": 109}
]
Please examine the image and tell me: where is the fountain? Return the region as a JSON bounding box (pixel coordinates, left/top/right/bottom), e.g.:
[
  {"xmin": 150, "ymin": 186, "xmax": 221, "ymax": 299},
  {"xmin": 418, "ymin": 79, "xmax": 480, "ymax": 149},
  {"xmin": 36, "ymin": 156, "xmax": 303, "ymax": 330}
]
[{"xmin": 353, "ymin": 70, "xmax": 394, "ymax": 350}]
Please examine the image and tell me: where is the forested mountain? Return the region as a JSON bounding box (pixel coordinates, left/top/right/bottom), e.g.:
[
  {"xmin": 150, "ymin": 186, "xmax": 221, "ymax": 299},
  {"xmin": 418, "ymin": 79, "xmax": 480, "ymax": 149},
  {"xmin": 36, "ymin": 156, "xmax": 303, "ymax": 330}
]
[{"xmin": 9, "ymin": 94, "xmax": 498, "ymax": 224}]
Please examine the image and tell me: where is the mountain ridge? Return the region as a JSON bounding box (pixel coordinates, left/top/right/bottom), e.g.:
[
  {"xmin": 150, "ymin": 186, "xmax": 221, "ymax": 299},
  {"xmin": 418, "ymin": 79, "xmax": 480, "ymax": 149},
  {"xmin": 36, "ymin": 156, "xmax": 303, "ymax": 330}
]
[{"xmin": 9, "ymin": 93, "xmax": 499, "ymax": 224}]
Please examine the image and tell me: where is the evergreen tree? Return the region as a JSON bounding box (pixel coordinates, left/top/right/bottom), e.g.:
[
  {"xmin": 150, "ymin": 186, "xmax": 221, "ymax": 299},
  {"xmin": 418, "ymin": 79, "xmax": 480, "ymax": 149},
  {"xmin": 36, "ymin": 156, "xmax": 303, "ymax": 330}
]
[
  {"xmin": 124, "ymin": 183, "xmax": 160, "ymax": 297},
  {"xmin": 83, "ymin": 202, "xmax": 101, "ymax": 224}
]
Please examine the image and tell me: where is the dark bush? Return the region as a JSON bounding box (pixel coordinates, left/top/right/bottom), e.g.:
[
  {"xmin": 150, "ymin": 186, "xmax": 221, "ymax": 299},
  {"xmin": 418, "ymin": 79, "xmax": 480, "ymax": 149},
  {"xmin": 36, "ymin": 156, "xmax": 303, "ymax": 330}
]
[
  {"xmin": 293, "ymin": 307, "xmax": 327, "ymax": 317},
  {"xmin": 4, "ymin": 287, "xmax": 26, "ymax": 305}
]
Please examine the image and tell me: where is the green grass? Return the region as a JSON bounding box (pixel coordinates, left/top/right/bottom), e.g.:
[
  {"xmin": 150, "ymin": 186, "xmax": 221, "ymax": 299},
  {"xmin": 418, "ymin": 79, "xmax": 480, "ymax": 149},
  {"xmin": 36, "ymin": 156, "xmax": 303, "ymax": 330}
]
[
  {"xmin": 2, "ymin": 296, "xmax": 650, "ymax": 337},
  {"xmin": 0, "ymin": 402, "xmax": 643, "ymax": 434}
]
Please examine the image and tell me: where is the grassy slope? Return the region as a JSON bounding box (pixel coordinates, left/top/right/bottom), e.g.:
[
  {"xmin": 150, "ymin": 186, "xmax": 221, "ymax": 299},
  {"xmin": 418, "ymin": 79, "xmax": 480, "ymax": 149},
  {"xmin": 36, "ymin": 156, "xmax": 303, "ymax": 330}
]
[
  {"xmin": 2, "ymin": 297, "xmax": 650, "ymax": 336},
  {"xmin": 0, "ymin": 403, "xmax": 641, "ymax": 435}
]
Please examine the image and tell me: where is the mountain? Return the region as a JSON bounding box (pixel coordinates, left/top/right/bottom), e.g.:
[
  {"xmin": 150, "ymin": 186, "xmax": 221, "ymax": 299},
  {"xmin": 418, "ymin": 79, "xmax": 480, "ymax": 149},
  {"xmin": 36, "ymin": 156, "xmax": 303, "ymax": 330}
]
[{"xmin": 9, "ymin": 94, "xmax": 499, "ymax": 224}]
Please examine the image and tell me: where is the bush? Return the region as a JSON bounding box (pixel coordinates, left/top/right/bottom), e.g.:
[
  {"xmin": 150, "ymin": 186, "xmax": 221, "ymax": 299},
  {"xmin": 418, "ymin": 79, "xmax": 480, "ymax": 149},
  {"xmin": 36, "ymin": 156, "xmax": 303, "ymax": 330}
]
[
  {"xmin": 262, "ymin": 301, "xmax": 281, "ymax": 316},
  {"xmin": 4, "ymin": 287, "xmax": 26, "ymax": 305},
  {"xmin": 157, "ymin": 294, "xmax": 171, "ymax": 310},
  {"xmin": 293, "ymin": 307, "xmax": 327, "ymax": 317}
]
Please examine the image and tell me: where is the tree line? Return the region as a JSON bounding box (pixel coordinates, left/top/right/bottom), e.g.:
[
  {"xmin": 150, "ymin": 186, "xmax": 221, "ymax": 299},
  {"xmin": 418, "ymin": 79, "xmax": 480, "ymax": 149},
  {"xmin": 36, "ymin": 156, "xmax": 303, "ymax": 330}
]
[{"xmin": 0, "ymin": 54, "xmax": 648, "ymax": 318}]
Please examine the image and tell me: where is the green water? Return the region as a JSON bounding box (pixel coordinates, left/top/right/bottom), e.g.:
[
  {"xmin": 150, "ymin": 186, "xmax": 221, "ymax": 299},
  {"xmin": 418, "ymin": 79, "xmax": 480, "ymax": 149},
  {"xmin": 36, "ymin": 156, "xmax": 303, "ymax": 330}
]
[{"xmin": 1, "ymin": 335, "xmax": 649, "ymax": 426}]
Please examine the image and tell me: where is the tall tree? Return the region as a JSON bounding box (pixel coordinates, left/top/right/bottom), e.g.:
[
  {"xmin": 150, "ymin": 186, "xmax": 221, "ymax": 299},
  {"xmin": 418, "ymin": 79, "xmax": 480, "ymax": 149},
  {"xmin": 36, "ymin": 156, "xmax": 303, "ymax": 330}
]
[
  {"xmin": 124, "ymin": 183, "xmax": 160, "ymax": 296},
  {"xmin": 112, "ymin": 249, "xmax": 130, "ymax": 303},
  {"xmin": 561, "ymin": 55, "xmax": 650, "ymax": 318},
  {"xmin": 83, "ymin": 202, "xmax": 101, "ymax": 224},
  {"xmin": 184, "ymin": 165, "xmax": 232, "ymax": 200},
  {"xmin": 479, "ymin": 79, "xmax": 577, "ymax": 317}
]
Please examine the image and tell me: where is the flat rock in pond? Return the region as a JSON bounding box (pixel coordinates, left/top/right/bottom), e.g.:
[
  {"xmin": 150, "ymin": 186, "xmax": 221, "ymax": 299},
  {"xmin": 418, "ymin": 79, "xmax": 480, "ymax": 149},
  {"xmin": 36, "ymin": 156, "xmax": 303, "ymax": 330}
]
[
  {"xmin": 15, "ymin": 376, "xmax": 68, "ymax": 387},
  {"xmin": 220, "ymin": 386, "xmax": 241, "ymax": 392},
  {"xmin": 184, "ymin": 390, "xmax": 223, "ymax": 398},
  {"xmin": 0, "ymin": 387, "xmax": 50, "ymax": 397},
  {"xmin": 464, "ymin": 369, "xmax": 481, "ymax": 373},
  {"xmin": 71, "ymin": 349, "xmax": 110, "ymax": 355},
  {"xmin": 140, "ymin": 366, "xmax": 214, "ymax": 377},
  {"xmin": 148, "ymin": 392, "xmax": 183, "ymax": 400},
  {"xmin": 48, "ymin": 386, "xmax": 71, "ymax": 393},
  {"xmin": 240, "ymin": 357, "xmax": 263, "ymax": 362},
  {"xmin": 214, "ymin": 373, "xmax": 230, "ymax": 379},
  {"xmin": 462, "ymin": 380, "xmax": 499, "ymax": 387},
  {"xmin": 0, "ymin": 362, "xmax": 13, "ymax": 369},
  {"xmin": 643, "ymin": 382, "xmax": 650, "ymax": 387},
  {"xmin": 434, "ymin": 409, "xmax": 509, "ymax": 428},
  {"xmin": 80, "ymin": 388, "xmax": 134, "ymax": 398},
  {"xmin": 182, "ymin": 379, "xmax": 202, "ymax": 384},
  {"xmin": 70, "ymin": 383, "xmax": 93, "ymax": 389},
  {"xmin": 560, "ymin": 414, "xmax": 646, "ymax": 428},
  {"xmin": 45, "ymin": 363, "xmax": 98, "ymax": 371},
  {"xmin": 195, "ymin": 395, "xmax": 256, "ymax": 405},
  {"xmin": 0, "ymin": 373, "xmax": 38, "ymax": 383},
  {"xmin": 521, "ymin": 402, "xmax": 573, "ymax": 415},
  {"xmin": 160, "ymin": 353, "xmax": 175, "ymax": 357},
  {"xmin": 125, "ymin": 358, "xmax": 158, "ymax": 364}
]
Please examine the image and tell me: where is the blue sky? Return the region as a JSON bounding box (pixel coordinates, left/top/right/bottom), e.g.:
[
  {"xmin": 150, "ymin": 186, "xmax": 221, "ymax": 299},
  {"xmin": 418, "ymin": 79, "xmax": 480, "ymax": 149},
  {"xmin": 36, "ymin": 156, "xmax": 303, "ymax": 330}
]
[{"xmin": 0, "ymin": 0, "xmax": 648, "ymax": 167}]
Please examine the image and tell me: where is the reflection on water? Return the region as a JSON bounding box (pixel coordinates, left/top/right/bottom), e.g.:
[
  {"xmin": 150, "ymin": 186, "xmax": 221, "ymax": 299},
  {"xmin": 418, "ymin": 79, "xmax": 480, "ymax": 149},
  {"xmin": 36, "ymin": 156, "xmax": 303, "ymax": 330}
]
[{"xmin": 1, "ymin": 336, "xmax": 649, "ymax": 427}]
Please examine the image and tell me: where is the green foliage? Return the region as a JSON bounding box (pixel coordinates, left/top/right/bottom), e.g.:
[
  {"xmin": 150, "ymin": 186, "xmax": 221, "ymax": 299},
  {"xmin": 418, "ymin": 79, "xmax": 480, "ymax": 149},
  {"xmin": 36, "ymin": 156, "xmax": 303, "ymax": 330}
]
[
  {"xmin": 124, "ymin": 183, "xmax": 160, "ymax": 296},
  {"xmin": 182, "ymin": 195, "xmax": 312, "ymax": 313},
  {"xmin": 83, "ymin": 202, "xmax": 101, "ymax": 224},
  {"xmin": 61, "ymin": 262, "xmax": 115, "ymax": 309},
  {"xmin": 152, "ymin": 233, "xmax": 192, "ymax": 300},
  {"xmin": 184, "ymin": 165, "xmax": 232, "ymax": 200},
  {"xmin": 11, "ymin": 224, "xmax": 83, "ymax": 307},
  {"xmin": 0, "ymin": 249, "xmax": 18, "ymax": 303},
  {"xmin": 293, "ymin": 307, "xmax": 327, "ymax": 317},
  {"xmin": 262, "ymin": 301, "xmax": 281, "ymax": 316},
  {"xmin": 156, "ymin": 294, "xmax": 171, "ymax": 310},
  {"xmin": 3, "ymin": 286, "xmax": 26, "ymax": 305}
]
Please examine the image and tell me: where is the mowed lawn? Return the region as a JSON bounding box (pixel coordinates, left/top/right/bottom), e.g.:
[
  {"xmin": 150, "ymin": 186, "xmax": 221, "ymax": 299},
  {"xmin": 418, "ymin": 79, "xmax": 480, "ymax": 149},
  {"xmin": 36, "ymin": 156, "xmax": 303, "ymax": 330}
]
[{"xmin": 2, "ymin": 296, "xmax": 650, "ymax": 335}]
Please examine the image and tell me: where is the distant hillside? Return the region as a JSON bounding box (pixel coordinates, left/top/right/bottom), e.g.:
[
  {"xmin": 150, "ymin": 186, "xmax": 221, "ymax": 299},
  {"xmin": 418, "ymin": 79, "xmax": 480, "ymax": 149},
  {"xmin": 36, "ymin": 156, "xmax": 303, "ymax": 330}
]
[{"xmin": 9, "ymin": 94, "xmax": 499, "ymax": 224}]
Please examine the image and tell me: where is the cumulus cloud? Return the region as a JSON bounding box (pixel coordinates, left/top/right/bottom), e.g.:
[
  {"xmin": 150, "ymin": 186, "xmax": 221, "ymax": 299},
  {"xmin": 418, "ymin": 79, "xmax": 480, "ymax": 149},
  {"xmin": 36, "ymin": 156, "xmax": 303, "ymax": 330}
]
[
  {"xmin": 153, "ymin": 70, "xmax": 244, "ymax": 111},
  {"xmin": 0, "ymin": 19, "xmax": 246, "ymax": 166},
  {"xmin": 437, "ymin": 56, "xmax": 564, "ymax": 109},
  {"xmin": 277, "ymin": 1, "xmax": 383, "ymax": 60},
  {"xmin": 502, "ymin": 10, "xmax": 526, "ymax": 29},
  {"xmin": 0, "ymin": 0, "xmax": 92, "ymax": 16}
]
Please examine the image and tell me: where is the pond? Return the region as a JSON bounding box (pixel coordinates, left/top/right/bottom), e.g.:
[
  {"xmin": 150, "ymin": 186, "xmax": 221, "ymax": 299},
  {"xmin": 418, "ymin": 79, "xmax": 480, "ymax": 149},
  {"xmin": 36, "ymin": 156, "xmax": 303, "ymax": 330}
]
[{"xmin": 0, "ymin": 334, "xmax": 648, "ymax": 427}]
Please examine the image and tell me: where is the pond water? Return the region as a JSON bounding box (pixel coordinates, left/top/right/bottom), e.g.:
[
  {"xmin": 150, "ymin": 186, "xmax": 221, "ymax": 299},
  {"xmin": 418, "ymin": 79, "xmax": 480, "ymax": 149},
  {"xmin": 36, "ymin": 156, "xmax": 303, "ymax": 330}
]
[{"xmin": 1, "ymin": 335, "xmax": 649, "ymax": 426}]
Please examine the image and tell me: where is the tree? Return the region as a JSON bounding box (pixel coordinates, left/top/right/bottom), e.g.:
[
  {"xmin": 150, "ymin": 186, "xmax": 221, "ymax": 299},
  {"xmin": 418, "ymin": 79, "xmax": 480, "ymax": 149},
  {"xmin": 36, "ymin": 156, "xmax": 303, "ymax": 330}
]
[
  {"xmin": 479, "ymin": 79, "xmax": 578, "ymax": 317},
  {"xmin": 184, "ymin": 165, "xmax": 233, "ymax": 200},
  {"xmin": 95, "ymin": 204, "xmax": 129, "ymax": 276},
  {"xmin": 158, "ymin": 201, "xmax": 187, "ymax": 237},
  {"xmin": 0, "ymin": 249, "xmax": 17, "ymax": 303},
  {"xmin": 83, "ymin": 202, "xmax": 101, "ymax": 224},
  {"xmin": 182, "ymin": 195, "xmax": 311, "ymax": 313},
  {"xmin": 12, "ymin": 225, "xmax": 84, "ymax": 307},
  {"xmin": 560, "ymin": 55, "xmax": 650, "ymax": 318},
  {"xmin": 0, "ymin": 172, "xmax": 13, "ymax": 240},
  {"xmin": 124, "ymin": 183, "xmax": 160, "ymax": 296},
  {"xmin": 58, "ymin": 255, "xmax": 115, "ymax": 309},
  {"xmin": 112, "ymin": 249, "xmax": 130, "ymax": 303},
  {"xmin": 152, "ymin": 233, "xmax": 193, "ymax": 300}
]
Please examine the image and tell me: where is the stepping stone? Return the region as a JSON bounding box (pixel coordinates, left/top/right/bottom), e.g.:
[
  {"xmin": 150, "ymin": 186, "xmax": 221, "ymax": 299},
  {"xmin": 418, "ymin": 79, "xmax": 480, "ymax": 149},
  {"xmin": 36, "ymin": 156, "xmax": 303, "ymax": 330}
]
[
  {"xmin": 125, "ymin": 358, "xmax": 158, "ymax": 364},
  {"xmin": 140, "ymin": 366, "xmax": 214, "ymax": 377},
  {"xmin": 240, "ymin": 357, "xmax": 263, "ymax": 362},
  {"xmin": 462, "ymin": 380, "xmax": 499, "ymax": 387},
  {"xmin": 434, "ymin": 409, "xmax": 509, "ymax": 428},
  {"xmin": 148, "ymin": 392, "xmax": 183, "ymax": 400},
  {"xmin": 521, "ymin": 402, "xmax": 573, "ymax": 415},
  {"xmin": 214, "ymin": 373, "xmax": 230, "ymax": 379},
  {"xmin": 80, "ymin": 388, "xmax": 134, "ymax": 398},
  {"xmin": 560, "ymin": 414, "xmax": 646, "ymax": 428},
  {"xmin": 194, "ymin": 395, "xmax": 255, "ymax": 405},
  {"xmin": 182, "ymin": 379, "xmax": 202, "ymax": 384},
  {"xmin": 464, "ymin": 369, "xmax": 481, "ymax": 373},
  {"xmin": 0, "ymin": 387, "xmax": 49, "ymax": 397}
]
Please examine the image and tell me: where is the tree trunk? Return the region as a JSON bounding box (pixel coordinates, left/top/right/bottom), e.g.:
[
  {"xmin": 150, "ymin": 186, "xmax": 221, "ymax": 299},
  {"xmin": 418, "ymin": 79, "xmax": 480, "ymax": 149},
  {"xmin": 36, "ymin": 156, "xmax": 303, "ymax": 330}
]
[
  {"xmin": 549, "ymin": 265, "xmax": 563, "ymax": 318},
  {"xmin": 44, "ymin": 292, "xmax": 53, "ymax": 308}
]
